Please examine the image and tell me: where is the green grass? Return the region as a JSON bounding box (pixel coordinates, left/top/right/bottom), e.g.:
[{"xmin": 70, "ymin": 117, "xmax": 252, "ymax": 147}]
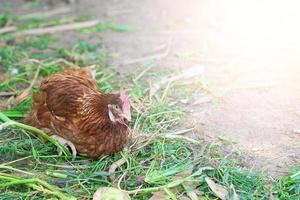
[
  {"xmin": 0, "ymin": 13, "xmax": 299, "ymax": 200},
  {"xmin": 0, "ymin": 14, "xmax": 8, "ymax": 28}
]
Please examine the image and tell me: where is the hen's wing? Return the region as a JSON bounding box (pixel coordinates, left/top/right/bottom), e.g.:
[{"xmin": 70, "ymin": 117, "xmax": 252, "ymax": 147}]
[
  {"xmin": 25, "ymin": 69, "xmax": 102, "ymax": 138},
  {"xmin": 41, "ymin": 72, "xmax": 102, "ymax": 119}
]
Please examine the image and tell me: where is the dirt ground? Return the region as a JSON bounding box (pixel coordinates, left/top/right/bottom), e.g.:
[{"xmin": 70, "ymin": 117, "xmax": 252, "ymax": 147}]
[{"xmin": 3, "ymin": 0, "xmax": 300, "ymax": 177}]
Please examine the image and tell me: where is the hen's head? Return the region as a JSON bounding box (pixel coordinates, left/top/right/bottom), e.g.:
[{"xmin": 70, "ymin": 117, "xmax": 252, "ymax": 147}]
[{"xmin": 108, "ymin": 88, "xmax": 131, "ymax": 125}]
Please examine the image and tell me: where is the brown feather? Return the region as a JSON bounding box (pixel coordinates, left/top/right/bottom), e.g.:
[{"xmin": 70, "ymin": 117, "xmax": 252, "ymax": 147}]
[{"xmin": 24, "ymin": 67, "xmax": 129, "ymax": 158}]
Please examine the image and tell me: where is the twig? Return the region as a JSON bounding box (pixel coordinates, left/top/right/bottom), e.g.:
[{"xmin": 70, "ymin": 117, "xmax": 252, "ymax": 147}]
[
  {"xmin": 12, "ymin": 65, "xmax": 41, "ymax": 106},
  {"xmin": 19, "ymin": 7, "xmax": 72, "ymax": 20},
  {"xmin": 46, "ymin": 58, "xmax": 77, "ymax": 67},
  {"xmin": 108, "ymin": 157, "xmax": 127, "ymax": 182},
  {"xmin": 27, "ymin": 64, "xmax": 41, "ymax": 90},
  {"xmin": 164, "ymin": 128, "xmax": 195, "ymax": 135},
  {"xmin": 19, "ymin": 58, "xmax": 76, "ymax": 68},
  {"xmin": 117, "ymin": 171, "xmax": 128, "ymax": 190},
  {"xmin": 0, "ymin": 26, "xmax": 17, "ymax": 34},
  {"xmin": 0, "ymin": 92, "xmax": 15, "ymax": 97},
  {"xmin": 16, "ymin": 20, "xmax": 101, "ymax": 36}
]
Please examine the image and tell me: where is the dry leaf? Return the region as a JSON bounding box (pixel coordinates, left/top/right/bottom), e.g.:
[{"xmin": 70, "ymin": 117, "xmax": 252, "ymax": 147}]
[
  {"xmin": 183, "ymin": 183, "xmax": 200, "ymax": 200},
  {"xmin": 148, "ymin": 166, "xmax": 194, "ymax": 200},
  {"xmin": 173, "ymin": 166, "xmax": 200, "ymax": 200},
  {"xmin": 93, "ymin": 187, "xmax": 130, "ymax": 200},
  {"xmin": 205, "ymin": 177, "xmax": 228, "ymax": 200}
]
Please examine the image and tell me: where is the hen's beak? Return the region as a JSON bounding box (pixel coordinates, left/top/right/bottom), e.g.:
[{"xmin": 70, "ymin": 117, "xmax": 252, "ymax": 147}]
[{"xmin": 122, "ymin": 112, "xmax": 131, "ymax": 122}]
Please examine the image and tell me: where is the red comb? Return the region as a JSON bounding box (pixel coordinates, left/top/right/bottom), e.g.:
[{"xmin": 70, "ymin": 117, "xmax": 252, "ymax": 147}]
[{"xmin": 120, "ymin": 87, "xmax": 131, "ymax": 113}]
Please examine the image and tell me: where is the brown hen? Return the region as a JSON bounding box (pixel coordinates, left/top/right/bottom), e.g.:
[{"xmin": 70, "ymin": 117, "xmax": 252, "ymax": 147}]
[{"xmin": 24, "ymin": 67, "xmax": 131, "ymax": 159}]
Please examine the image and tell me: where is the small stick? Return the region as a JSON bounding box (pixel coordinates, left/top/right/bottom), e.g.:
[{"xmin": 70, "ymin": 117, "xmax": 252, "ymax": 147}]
[
  {"xmin": 46, "ymin": 58, "xmax": 77, "ymax": 67},
  {"xmin": 0, "ymin": 26, "xmax": 17, "ymax": 34},
  {"xmin": 0, "ymin": 92, "xmax": 15, "ymax": 97},
  {"xmin": 12, "ymin": 65, "xmax": 41, "ymax": 106},
  {"xmin": 23, "ymin": 58, "xmax": 76, "ymax": 67},
  {"xmin": 16, "ymin": 20, "xmax": 101, "ymax": 36},
  {"xmin": 108, "ymin": 157, "xmax": 127, "ymax": 182},
  {"xmin": 117, "ymin": 171, "xmax": 128, "ymax": 190},
  {"xmin": 164, "ymin": 128, "xmax": 195, "ymax": 135}
]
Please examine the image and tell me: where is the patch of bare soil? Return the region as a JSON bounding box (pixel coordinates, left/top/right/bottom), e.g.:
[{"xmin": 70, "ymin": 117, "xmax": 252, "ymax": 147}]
[{"xmin": 187, "ymin": 86, "xmax": 300, "ymax": 177}]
